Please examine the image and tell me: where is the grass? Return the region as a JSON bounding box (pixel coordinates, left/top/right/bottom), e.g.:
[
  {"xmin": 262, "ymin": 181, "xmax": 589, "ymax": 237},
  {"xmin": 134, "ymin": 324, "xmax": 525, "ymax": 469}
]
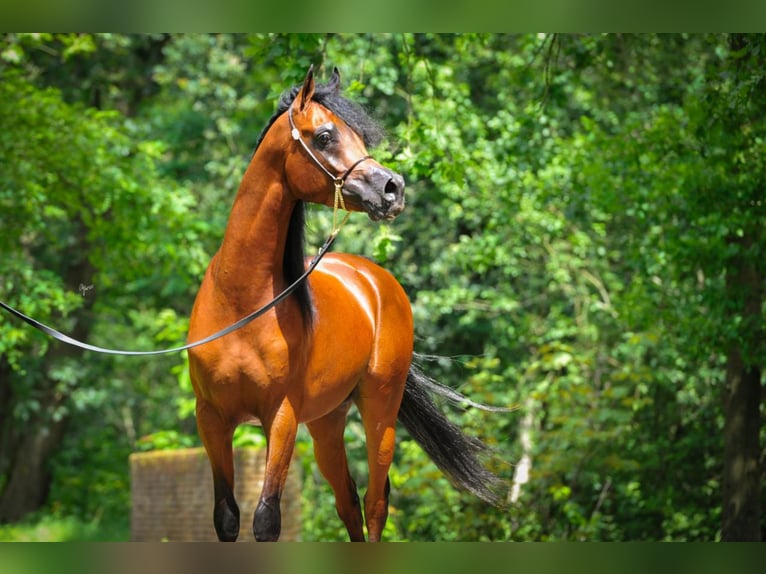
[{"xmin": 0, "ymin": 513, "xmax": 130, "ymax": 542}]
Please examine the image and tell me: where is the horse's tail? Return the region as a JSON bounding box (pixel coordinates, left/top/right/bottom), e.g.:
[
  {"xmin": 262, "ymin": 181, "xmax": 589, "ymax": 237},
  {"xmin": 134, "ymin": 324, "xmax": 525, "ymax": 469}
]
[{"xmin": 397, "ymin": 354, "xmax": 509, "ymax": 506}]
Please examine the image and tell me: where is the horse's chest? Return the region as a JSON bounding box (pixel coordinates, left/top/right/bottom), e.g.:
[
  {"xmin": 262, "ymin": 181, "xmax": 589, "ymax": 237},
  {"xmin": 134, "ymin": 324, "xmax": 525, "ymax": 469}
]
[
  {"xmin": 198, "ymin": 339, "xmax": 300, "ymax": 421},
  {"xmin": 224, "ymin": 334, "xmax": 296, "ymax": 386}
]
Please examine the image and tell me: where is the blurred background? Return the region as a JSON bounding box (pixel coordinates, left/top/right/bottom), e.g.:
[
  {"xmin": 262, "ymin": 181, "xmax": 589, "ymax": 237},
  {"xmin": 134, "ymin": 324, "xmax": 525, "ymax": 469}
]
[{"xmin": 0, "ymin": 33, "xmax": 763, "ymax": 541}]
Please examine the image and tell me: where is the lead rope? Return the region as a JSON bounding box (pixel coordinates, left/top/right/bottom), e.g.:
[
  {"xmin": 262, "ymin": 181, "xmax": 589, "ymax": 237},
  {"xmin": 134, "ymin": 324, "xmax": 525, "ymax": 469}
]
[
  {"xmin": 0, "ymin": 230, "xmax": 340, "ymax": 356},
  {"xmin": 0, "ymin": 103, "xmax": 363, "ymax": 355},
  {"xmin": 332, "ymin": 179, "xmax": 351, "ymax": 236},
  {"xmin": 0, "ymin": 196, "xmax": 348, "ymax": 356}
]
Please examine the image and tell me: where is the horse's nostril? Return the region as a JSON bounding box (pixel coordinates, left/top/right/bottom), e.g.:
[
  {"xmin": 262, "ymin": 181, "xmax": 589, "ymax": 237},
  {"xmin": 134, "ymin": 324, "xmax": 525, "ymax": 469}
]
[{"xmin": 385, "ymin": 177, "xmax": 402, "ymax": 196}]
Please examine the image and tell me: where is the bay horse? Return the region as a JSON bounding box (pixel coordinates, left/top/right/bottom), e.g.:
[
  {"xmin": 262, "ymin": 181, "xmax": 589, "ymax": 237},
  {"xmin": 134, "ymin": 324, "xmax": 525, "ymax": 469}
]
[{"xmin": 187, "ymin": 66, "xmax": 504, "ymax": 542}]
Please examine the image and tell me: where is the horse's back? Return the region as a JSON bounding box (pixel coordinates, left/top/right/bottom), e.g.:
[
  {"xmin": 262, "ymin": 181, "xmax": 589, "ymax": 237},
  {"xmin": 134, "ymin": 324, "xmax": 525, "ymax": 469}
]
[{"xmin": 311, "ymin": 252, "xmax": 413, "ymax": 343}]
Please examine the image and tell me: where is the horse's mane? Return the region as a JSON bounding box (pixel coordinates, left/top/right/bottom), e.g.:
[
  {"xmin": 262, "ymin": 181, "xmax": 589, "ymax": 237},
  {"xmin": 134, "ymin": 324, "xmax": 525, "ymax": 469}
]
[{"xmin": 253, "ymin": 73, "xmax": 385, "ymax": 327}]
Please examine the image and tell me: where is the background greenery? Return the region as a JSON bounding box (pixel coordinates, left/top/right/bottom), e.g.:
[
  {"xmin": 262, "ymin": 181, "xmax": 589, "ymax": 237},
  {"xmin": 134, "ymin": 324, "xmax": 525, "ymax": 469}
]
[{"xmin": 0, "ymin": 33, "xmax": 763, "ymax": 541}]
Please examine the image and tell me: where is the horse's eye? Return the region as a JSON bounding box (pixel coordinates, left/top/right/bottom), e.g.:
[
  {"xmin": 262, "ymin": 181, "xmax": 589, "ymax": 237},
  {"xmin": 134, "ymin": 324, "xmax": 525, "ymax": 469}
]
[{"xmin": 314, "ymin": 130, "xmax": 334, "ymax": 149}]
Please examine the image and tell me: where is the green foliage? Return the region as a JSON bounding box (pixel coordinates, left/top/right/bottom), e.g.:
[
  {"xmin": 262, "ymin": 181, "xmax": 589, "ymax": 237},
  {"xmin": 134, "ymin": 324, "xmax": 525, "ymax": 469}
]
[
  {"xmin": 1, "ymin": 34, "xmax": 763, "ymax": 541},
  {"xmin": 0, "ymin": 41, "xmax": 203, "ymax": 523}
]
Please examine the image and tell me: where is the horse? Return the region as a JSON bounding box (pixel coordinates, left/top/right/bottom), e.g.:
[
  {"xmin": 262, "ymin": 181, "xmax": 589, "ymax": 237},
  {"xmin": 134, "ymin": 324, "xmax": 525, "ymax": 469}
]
[{"xmin": 187, "ymin": 66, "xmax": 505, "ymax": 542}]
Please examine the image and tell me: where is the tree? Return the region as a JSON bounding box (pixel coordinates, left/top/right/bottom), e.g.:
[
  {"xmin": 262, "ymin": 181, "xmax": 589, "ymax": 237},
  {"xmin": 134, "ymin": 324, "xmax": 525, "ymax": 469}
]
[
  {"xmin": 698, "ymin": 34, "xmax": 764, "ymax": 541},
  {"xmin": 0, "ymin": 54, "xmax": 201, "ymax": 520},
  {"xmin": 559, "ymin": 33, "xmax": 764, "ymax": 540},
  {"xmin": 2, "ymin": 34, "xmax": 762, "ymax": 541}
]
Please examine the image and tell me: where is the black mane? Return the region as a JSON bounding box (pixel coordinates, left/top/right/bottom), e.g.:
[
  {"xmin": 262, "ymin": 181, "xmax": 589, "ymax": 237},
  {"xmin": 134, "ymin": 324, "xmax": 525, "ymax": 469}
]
[
  {"xmin": 253, "ymin": 73, "xmax": 385, "ymax": 327},
  {"xmin": 255, "ymin": 74, "xmax": 385, "ymax": 152}
]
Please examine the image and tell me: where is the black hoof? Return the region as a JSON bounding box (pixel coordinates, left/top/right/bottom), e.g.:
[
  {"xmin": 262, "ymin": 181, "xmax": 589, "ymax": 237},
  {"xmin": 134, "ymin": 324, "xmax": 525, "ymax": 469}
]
[
  {"xmin": 253, "ymin": 496, "xmax": 281, "ymax": 541},
  {"xmin": 214, "ymin": 497, "xmax": 240, "ymax": 542}
]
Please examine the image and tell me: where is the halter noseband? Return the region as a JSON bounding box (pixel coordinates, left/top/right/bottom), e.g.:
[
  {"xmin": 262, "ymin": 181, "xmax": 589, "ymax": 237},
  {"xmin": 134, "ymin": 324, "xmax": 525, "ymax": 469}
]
[{"xmin": 287, "ymin": 103, "xmax": 372, "ymax": 192}]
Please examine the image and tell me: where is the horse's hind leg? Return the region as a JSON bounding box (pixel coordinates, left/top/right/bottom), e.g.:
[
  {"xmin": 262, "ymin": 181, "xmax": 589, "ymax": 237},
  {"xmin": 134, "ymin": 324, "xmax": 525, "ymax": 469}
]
[
  {"xmin": 253, "ymin": 399, "xmax": 298, "ymax": 542},
  {"xmin": 355, "ymin": 376, "xmax": 407, "ymax": 542},
  {"xmin": 307, "ymin": 401, "xmax": 365, "ymax": 541},
  {"xmin": 196, "ymin": 400, "xmax": 239, "ymax": 541}
]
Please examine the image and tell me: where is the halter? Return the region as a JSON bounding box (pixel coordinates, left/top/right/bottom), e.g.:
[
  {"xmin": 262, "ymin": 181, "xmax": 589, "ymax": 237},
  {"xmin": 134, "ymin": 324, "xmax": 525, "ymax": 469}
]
[
  {"xmin": 0, "ymin": 105, "xmax": 376, "ymax": 356},
  {"xmin": 287, "ymin": 103, "xmax": 371, "ymax": 234}
]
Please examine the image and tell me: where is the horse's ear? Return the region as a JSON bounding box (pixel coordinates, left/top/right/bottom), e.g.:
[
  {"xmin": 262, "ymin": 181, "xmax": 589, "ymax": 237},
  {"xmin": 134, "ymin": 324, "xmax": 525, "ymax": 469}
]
[
  {"xmin": 298, "ymin": 65, "xmax": 315, "ymax": 112},
  {"xmin": 328, "ymin": 66, "xmax": 341, "ymax": 93}
]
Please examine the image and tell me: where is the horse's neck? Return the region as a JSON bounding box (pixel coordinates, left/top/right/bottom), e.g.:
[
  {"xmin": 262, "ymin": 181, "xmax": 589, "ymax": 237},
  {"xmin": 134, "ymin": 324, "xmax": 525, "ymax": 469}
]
[{"xmin": 215, "ymin": 161, "xmax": 295, "ymax": 308}]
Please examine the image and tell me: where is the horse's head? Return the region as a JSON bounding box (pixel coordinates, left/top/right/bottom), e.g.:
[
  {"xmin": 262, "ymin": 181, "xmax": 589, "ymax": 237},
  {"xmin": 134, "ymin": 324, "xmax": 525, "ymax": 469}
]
[{"xmin": 283, "ymin": 67, "xmax": 405, "ymax": 222}]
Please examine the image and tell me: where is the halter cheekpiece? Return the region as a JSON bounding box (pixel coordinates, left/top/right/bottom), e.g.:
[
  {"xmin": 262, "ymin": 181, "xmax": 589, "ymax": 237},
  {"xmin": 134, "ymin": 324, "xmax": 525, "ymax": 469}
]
[{"xmin": 287, "ymin": 103, "xmax": 372, "ymax": 192}]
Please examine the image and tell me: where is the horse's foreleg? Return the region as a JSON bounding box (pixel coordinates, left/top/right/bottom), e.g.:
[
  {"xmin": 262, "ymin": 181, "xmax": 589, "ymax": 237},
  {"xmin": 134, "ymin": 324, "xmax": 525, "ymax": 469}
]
[
  {"xmin": 196, "ymin": 400, "xmax": 239, "ymax": 542},
  {"xmin": 253, "ymin": 400, "xmax": 298, "ymax": 542},
  {"xmin": 307, "ymin": 403, "xmax": 365, "ymax": 541}
]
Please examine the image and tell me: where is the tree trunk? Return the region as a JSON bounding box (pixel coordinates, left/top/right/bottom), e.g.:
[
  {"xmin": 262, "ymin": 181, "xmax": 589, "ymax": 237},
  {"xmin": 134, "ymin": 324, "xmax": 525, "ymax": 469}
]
[
  {"xmin": 0, "ymin": 407, "xmax": 68, "ymax": 522},
  {"xmin": 509, "ymin": 397, "xmax": 535, "ymax": 504},
  {"xmin": 721, "ymin": 236, "xmax": 763, "ymax": 541},
  {"xmin": 722, "ymin": 355, "xmax": 762, "ymax": 541},
  {"xmin": 0, "ymin": 361, "xmax": 18, "ymax": 496}
]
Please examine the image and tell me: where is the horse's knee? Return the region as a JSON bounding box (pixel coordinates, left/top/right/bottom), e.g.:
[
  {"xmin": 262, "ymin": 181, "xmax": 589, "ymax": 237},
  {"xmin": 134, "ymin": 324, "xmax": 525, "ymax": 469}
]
[
  {"xmin": 253, "ymin": 496, "xmax": 281, "ymax": 541},
  {"xmin": 214, "ymin": 496, "xmax": 240, "ymax": 542}
]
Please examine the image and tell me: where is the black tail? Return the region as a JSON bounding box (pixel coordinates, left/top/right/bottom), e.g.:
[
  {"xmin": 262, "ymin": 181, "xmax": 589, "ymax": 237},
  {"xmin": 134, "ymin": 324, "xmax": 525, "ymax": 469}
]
[{"xmin": 397, "ymin": 356, "xmax": 509, "ymax": 506}]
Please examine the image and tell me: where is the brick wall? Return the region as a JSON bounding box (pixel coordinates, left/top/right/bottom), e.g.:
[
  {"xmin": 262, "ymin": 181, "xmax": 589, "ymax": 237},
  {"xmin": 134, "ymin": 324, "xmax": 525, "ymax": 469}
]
[{"xmin": 130, "ymin": 447, "xmax": 302, "ymax": 542}]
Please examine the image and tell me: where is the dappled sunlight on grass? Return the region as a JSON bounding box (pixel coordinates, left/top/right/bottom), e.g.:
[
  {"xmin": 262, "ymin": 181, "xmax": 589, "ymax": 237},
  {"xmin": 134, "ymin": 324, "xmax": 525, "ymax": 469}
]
[{"xmin": 0, "ymin": 513, "xmax": 129, "ymax": 542}]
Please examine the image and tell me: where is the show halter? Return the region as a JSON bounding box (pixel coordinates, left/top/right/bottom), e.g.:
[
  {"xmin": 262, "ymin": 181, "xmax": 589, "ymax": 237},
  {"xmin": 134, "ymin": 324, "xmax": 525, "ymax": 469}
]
[
  {"xmin": 287, "ymin": 103, "xmax": 371, "ymax": 235},
  {"xmin": 0, "ymin": 103, "xmax": 373, "ymax": 356}
]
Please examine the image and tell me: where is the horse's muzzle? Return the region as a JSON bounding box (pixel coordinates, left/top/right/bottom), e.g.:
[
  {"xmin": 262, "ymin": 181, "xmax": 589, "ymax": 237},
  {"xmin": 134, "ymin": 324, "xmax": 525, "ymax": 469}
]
[{"xmin": 345, "ymin": 165, "xmax": 406, "ymax": 222}]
